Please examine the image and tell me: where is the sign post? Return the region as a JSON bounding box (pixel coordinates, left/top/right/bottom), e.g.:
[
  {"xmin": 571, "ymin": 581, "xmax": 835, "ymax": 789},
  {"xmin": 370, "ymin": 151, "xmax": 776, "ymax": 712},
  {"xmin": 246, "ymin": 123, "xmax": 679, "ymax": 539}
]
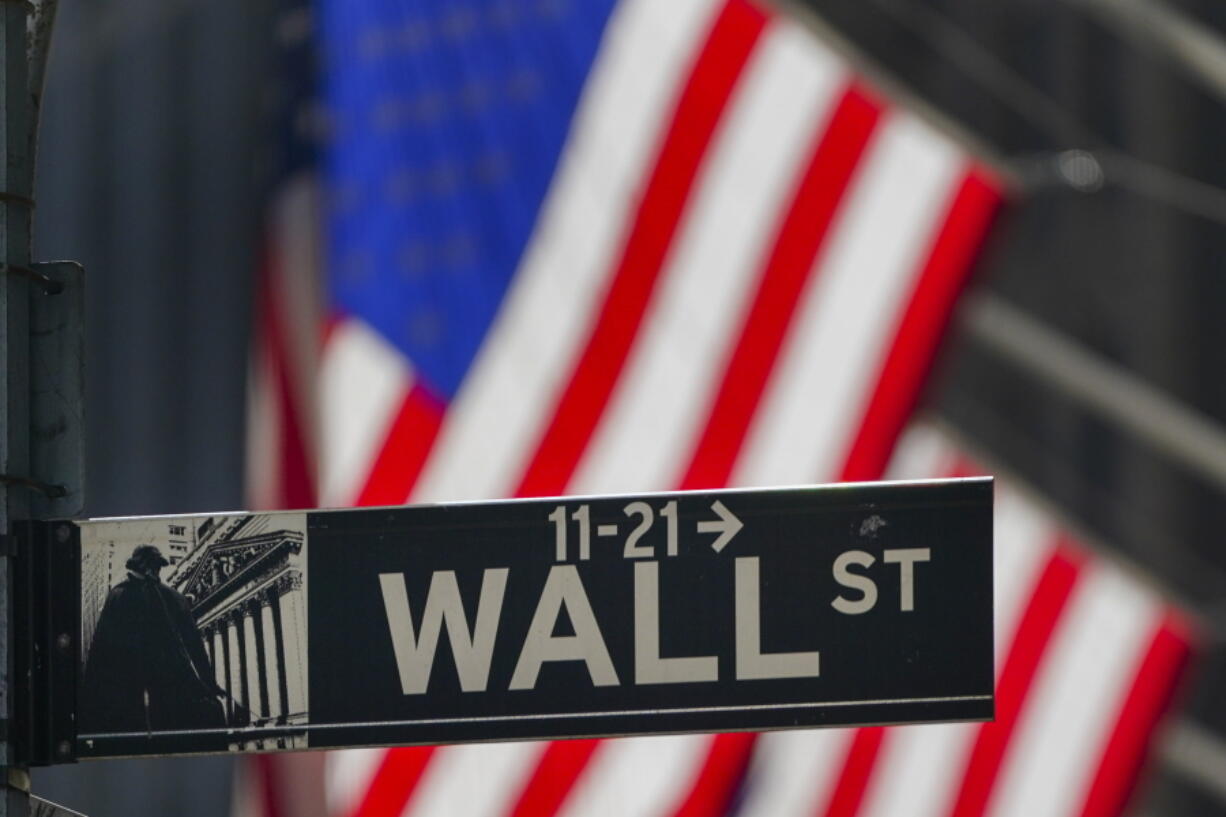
[
  {"xmin": 2, "ymin": 0, "xmax": 74, "ymax": 810},
  {"xmin": 2, "ymin": 0, "xmax": 37, "ymax": 809},
  {"xmin": 18, "ymin": 478, "xmax": 992, "ymax": 762}
]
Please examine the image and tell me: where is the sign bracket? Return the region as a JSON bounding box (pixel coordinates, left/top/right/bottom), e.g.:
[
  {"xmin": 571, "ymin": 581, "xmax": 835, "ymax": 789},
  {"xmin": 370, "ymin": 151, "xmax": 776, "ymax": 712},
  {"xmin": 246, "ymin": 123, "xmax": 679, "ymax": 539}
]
[
  {"xmin": 26, "ymin": 261, "xmax": 84, "ymax": 520},
  {"xmin": 12, "ymin": 520, "xmax": 78, "ymax": 767}
]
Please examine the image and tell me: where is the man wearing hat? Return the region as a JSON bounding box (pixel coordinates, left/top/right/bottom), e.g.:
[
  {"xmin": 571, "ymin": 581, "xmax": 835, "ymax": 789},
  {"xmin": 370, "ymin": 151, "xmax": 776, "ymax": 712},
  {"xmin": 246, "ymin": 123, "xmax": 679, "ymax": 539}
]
[{"xmin": 81, "ymin": 544, "xmax": 227, "ymax": 737}]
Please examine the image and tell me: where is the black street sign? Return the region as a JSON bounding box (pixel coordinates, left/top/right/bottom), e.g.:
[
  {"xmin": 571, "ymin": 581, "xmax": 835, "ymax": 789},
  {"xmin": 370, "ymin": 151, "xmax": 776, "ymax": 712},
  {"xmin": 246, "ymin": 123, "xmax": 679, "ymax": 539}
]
[{"xmin": 18, "ymin": 479, "xmax": 992, "ymax": 763}]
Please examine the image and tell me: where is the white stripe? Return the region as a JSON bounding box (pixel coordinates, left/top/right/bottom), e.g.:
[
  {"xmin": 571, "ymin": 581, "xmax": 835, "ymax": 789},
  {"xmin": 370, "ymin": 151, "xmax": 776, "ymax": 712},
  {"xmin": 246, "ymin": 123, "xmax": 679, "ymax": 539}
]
[
  {"xmin": 734, "ymin": 113, "xmax": 964, "ymax": 487},
  {"xmin": 326, "ymin": 747, "xmax": 386, "ymax": 817},
  {"xmin": 860, "ymin": 723, "xmax": 974, "ymax": 817},
  {"xmin": 857, "ymin": 460, "xmax": 1057, "ymax": 817},
  {"xmin": 413, "ymin": 0, "xmax": 723, "ymax": 503},
  {"xmin": 404, "ymin": 743, "xmax": 546, "ymax": 817},
  {"xmin": 735, "ymin": 729, "xmax": 851, "ymax": 817},
  {"xmin": 989, "ymin": 565, "xmax": 1161, "ymax": 817},
  {"xmin": 992, "ymin": 485, "xmax": 1057, "ymax": 659},
  {"xmin": 570, "ymin": 21, "xmax": 847, "ymax": 495},
  {"xmin": 317, "ymin": 318, "xmax": 414, "ymax": 507},
  {"xmin": 555, "ymin": 734, "xmax": 712, "ymax": 817},
  {"xmin": 884, "ymin": 424, "xmax": 960, "ymax": 480},
  {"xmin": 245, "ymin": 339, "xmax": 282, "ymax": 510}
]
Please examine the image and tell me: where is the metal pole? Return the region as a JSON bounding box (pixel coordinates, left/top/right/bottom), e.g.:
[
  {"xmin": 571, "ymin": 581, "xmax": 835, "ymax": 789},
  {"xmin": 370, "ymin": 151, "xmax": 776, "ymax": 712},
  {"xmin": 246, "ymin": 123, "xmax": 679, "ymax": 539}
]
[
  {"xmin": 1, "ymin": 0, "xmax": 35, "ymax": 810},
  {"xmin": 1063, "ymin": 0, "xmax": 1226, "ymax": 106},
  {"xmin": 962, "ymin": 294, "xmax": 1226, "ymax": 497}
]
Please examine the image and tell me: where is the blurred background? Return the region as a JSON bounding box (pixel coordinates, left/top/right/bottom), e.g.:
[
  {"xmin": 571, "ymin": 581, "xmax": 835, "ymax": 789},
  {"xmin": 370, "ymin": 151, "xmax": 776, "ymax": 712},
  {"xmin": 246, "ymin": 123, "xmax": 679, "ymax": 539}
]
[{"xmin": 24, "ymin": 0, "xmax": 1226, "ymax": 815}]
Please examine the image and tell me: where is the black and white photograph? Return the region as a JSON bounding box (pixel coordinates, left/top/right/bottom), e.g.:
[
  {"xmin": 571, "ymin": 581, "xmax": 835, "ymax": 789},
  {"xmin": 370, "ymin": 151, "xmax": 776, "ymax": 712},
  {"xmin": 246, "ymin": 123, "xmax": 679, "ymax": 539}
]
[{"xmin": 78, "ymin": 512, "xmax": 309, "ymax": 756}]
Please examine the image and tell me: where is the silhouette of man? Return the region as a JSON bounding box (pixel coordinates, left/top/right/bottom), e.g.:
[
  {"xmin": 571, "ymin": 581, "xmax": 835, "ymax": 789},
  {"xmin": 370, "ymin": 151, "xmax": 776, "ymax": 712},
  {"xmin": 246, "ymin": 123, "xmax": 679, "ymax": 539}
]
[{"xmin": 82, "ymin": 544, "xmax": 226, "ymax": 735}]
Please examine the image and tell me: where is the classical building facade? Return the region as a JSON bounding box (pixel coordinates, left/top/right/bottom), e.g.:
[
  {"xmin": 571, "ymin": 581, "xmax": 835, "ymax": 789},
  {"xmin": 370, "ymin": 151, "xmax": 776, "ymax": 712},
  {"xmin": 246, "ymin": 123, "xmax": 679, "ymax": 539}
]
[{"xmin": 168, "ymin": 514, "xmax": 309, "ymax": 751}]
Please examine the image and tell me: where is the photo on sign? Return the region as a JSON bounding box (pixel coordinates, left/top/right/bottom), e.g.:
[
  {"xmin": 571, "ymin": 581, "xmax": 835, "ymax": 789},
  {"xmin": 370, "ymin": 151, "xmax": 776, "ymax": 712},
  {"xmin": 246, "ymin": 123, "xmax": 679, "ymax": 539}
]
[{"xmin": 79, "ymin": 512, "xmax": 310, "ymax": 752}]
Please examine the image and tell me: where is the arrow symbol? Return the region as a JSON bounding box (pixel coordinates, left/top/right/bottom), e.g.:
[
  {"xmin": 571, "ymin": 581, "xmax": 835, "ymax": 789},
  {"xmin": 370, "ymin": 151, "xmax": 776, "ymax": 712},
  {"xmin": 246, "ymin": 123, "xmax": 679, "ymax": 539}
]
[{"xmin": 697, "ymin": 500, "xmax": 743, "ymax": 553}]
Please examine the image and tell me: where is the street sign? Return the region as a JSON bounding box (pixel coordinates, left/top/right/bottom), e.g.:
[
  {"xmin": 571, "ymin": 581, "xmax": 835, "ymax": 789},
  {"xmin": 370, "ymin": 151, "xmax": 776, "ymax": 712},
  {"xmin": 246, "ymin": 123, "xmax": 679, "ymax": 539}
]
[{"xmin": 18, "ymin": 478, "xmax": 992, "ymax": 763}]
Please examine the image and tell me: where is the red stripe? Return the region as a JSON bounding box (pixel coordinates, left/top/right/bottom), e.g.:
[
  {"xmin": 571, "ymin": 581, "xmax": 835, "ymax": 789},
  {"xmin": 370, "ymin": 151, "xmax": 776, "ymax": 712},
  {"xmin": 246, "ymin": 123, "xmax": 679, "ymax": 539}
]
[
  {"xmin": 255, "ymin": 755, "xmax": 284, "ymax": 817},
  {"xmin": 1076, "ymin": 613, "xmax": 1195, "ymax": 817},
  {"xmin": 839, "ymin": 165, "xmax": 1003, "ymax": 483},
  {"xmin": 257, "ymin": 258, "xmax": 316, "ymax": 509},
  {"xmin": 946, "ymin": 545, "xmax": 1084, "ymax": 817},
  {"xmin": 322, "ymin": 311, "xmax": 345, "ymax": 346},
  {"xmin": 670, "ymin": 733, "xmax": 758, "ymax": 817},
  {"xmin": 347, "ymin": 746, "xmax": 436, "ymax": 817},
  {"xmin": 679, "ymin": 83, "xmax": 883, "ymax": 490},
  {"xmin": 514, "ymin": 0, "xmax": 769, "ymax": 497},
  {"xmin": 355, "ymin": 383, "xmax": 446, "ymax": 506},
  {"xmin": 504, "ymin": 739, "xmax": 603, "ymax": 817},
  {"xmin": 818, "ymin": 728, "xmax": 887, "ymax": 817}
]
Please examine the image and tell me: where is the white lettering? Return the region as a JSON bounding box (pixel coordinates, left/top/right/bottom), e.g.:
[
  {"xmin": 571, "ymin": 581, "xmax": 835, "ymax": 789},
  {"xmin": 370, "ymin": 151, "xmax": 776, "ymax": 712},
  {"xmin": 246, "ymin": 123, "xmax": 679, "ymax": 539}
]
[
  {"xmin": 623, "ymin": 502, "xmax": 655, "ymax": 558},
  {"xmin": 634, "ymin": 562, "xmax": 718, "ymax": 684},
  {"xmin": 883, "ymin": 548, "xmax": 930, "ymax": 611},
  {"xmin": 831, "ymin": 550, "xmax": 877, "ymax": 614},
  {"xmin": 509, "ymin": 565, "xmax": 619, "ymax": 690},
  {"xmin": 378, "ymin": 569, "xmax": 508, "ymax": 694},
  {"xmin": 734, "ymin": 557, "xmax": 820, "ymax": 680}
]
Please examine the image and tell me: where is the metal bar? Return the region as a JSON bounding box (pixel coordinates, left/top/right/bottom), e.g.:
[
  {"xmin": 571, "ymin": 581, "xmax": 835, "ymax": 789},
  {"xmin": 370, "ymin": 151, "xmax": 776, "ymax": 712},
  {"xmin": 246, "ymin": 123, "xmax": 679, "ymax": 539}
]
[
  {"xmin": 0, "ymin": 266, "xmax": 57, "ymax": 297},
  {"xmin": 1063, "ymin": 0, "xmax": 1226, "ymax": 105},
  {"xmin": 0, "ymin": 0, "xmax": 33, "ymax": 808},
  {"xmin": 23, "ymin": 0, "xmax": 55, "ymax": 173},
  {"xmin": 962, "ymin": 294, "xmax": 1226, "ymax": 496},
  {"xmin": 1161, "ymin": 720, "xmax": 1226, "ymax": 805},
  {"xmin": 859, "ymin": 0, "xmax": 1097, "ymax": 146},
  {"xmin": 29, "ymin": 796, "xmax": 84, "ymax": 817}
]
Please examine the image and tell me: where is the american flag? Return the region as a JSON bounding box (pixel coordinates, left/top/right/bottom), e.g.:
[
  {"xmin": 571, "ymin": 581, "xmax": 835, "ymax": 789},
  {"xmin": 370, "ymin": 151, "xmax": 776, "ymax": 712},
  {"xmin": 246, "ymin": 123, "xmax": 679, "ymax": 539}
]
[{"xmin": 243, "ymin": 1, "xmax": 1194, "ymax": 816}]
